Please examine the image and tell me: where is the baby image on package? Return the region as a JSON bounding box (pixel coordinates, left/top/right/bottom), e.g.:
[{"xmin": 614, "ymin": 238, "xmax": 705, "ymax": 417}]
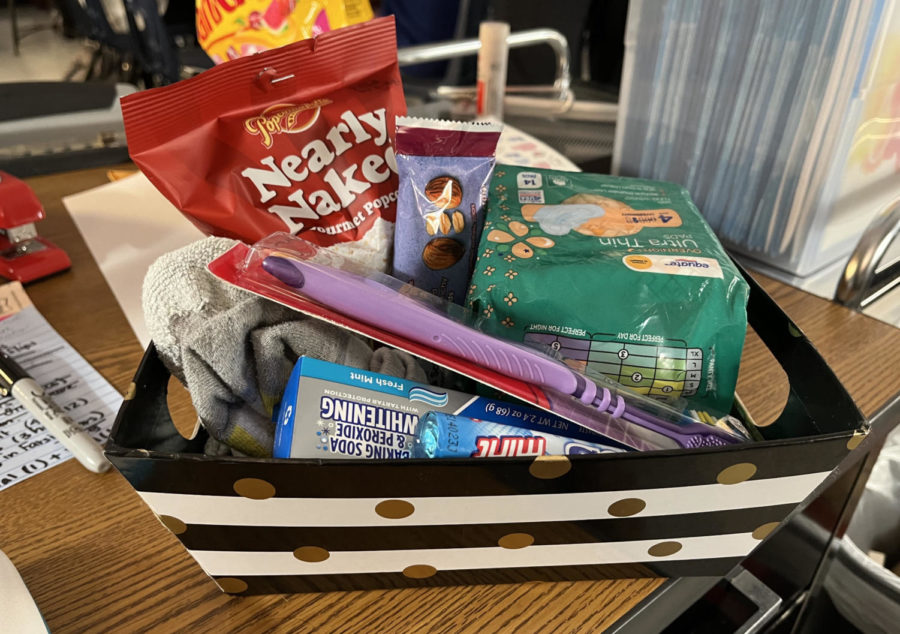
[{"xmin": 466, "ymin": 165, "xmax": 750, "ymax": 415}]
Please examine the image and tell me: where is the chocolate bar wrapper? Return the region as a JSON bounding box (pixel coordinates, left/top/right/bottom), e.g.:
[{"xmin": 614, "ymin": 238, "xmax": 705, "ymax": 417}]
[{"xmin": 392, "ymin": 117, "xmax": 501, "ymax": 304}]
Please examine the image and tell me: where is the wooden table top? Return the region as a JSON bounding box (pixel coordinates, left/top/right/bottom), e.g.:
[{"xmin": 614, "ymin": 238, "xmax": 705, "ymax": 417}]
[{"xmin": 1, "ymin": 166, "xmax": 899, "ymax": 633}]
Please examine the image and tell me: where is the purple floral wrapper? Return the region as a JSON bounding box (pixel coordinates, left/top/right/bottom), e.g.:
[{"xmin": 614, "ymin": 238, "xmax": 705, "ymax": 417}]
[{"xmin": 392, "ymin": 117, "xmax": 501, "ymax": 304}]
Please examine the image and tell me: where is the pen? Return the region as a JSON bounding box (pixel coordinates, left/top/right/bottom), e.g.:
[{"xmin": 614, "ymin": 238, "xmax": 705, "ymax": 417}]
[{"xmin": 0, "ymin": 350, "xmax": 110, "ymax": 473}]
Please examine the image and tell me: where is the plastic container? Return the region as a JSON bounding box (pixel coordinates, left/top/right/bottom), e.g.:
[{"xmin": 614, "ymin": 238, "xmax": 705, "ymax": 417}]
[{"xmin": 105, "ymin": 261, "xmax": 867, "ymax": 594}]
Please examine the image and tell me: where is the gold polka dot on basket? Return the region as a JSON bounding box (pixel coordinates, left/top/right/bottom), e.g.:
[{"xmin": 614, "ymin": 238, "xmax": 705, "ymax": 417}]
[
  {"xmin": 529, "ymin": 455, "xmax": 571, "ymax": 479},
  {"xmin": 716, "ymin": 463, "xmax": 757, "ymax": 485},
  {"xmin": 402, "ymin": 565, "xmax": 437, "ymax": 579},
  {"xmin": 498, "ymin": 533, "xmax": 534, "ymax": 549},
  {"xmin": 216, "ymin": 577, "xmax": 248, "ymax": 593},
  {"xmin": 293, "ymin": 546, "xmax": 330, "ymax": 562},
  {"xmin": 607, "ymin": 498, "xmax": 647, "ymax": 517},
  {"xmin": 648, "ymin": 541, "xmax": 683, "ymax": 557},
  {"xmin": 375, "ymin": 499, "xmax": 415, "ymax": 519},
  {"xmin": 233, "ymin": 478, "xmax": 276, "ymax": 500}
]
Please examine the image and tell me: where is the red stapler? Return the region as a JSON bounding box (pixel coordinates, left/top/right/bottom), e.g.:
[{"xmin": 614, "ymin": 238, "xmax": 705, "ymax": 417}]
[{"xmin": 0, "ymin": 171, "xmax": 71, "ymax": 283}]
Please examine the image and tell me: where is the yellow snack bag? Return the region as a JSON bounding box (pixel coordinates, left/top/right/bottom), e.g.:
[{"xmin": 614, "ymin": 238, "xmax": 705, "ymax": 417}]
[{"xmin": 197, "ymin": 0, "xmax": 373, "ymax": 64}]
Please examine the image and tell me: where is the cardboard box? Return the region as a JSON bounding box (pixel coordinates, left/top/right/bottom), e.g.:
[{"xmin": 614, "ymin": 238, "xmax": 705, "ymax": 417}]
[{"xmin": 106, "ymin": 264, "xmax": 866, "ymax": 594}]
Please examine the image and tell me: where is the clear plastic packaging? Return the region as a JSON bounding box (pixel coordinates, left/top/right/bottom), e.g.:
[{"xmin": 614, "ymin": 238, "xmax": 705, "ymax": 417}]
[
  {"xmin": 392, "ymin": 117, "xmax": 502, "ymax": 305},
  {"xmin": 206, "ymin": 232, "xmax": 749, "ymax": 451}
]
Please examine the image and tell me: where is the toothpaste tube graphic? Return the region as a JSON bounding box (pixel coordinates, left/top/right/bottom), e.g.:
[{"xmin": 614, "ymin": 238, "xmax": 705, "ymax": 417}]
[
  {"xmin": 408, "ymin": 387, "xmax": 449, "ymax": 407},
  {"xmin": 413, "ymin": 412, "xmax": 624, "ymax": 458}
]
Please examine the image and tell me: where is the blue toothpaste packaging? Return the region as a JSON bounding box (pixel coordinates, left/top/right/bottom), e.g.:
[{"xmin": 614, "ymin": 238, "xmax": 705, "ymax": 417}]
[
  {"xmin": 414, "ymin": 412, "xmax": 625, "ymax": 458},
  {"xmin": 274, "ymin": 356, "xmax": 629, "ymax": 459}
]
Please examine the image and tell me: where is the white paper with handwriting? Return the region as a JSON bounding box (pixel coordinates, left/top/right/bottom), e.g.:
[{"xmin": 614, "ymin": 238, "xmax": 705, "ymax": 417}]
[{"xmin": 0, "ymin": 282, "xmax": 122, "ymax": 490}]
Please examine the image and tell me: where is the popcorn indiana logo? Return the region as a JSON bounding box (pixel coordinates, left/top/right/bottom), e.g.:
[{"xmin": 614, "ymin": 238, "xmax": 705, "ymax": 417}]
[
  {"xmin": 244, "ymin": 100, "xmax": 331, "ymax": 148},
  {"xmin": 473, "ymin": 435, "xmax": 546, "ymax": 457}
]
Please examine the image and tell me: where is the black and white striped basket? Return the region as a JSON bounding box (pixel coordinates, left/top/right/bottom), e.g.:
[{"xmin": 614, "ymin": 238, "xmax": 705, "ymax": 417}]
[{"xmin": 106, "ymin": 271, "xmax": 866, "ymax": 595}]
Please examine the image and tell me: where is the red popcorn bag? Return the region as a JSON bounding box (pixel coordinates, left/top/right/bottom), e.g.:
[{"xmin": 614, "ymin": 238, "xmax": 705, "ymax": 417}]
[{"xmin": 121, "ymin": 16, "xmax": 406, "ymax": 270}]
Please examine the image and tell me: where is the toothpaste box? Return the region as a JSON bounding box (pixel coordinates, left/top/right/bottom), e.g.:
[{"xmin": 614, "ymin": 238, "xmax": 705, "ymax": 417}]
[{"xmin": 274, "ymin": 357, "xmax": 627, "ymax": 459}]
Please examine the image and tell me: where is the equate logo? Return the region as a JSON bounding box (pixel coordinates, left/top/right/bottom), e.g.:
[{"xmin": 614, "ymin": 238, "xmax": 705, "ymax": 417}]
[
  {"xmin": 665, "ymin": 258, "xmax": 709, "ymax": 268},
  {"xmin": 244, "ymin": 99, "xmax": 331, "ymax": 148},
  {"xmin": 623, "ymin": 253, "xmax": 724, "ymax": 278}
]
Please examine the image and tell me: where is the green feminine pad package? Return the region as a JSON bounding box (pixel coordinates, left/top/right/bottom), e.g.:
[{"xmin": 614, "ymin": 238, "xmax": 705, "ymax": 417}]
[{"xmin": 466, "ymin": 165, "xmax": 750, "ymax": 415}]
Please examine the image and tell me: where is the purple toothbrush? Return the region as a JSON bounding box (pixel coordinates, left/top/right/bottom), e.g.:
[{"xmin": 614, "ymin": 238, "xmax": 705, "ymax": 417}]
[{"xmin": 262, "ymin": 255, "xmax": 741, "ymax": 449}]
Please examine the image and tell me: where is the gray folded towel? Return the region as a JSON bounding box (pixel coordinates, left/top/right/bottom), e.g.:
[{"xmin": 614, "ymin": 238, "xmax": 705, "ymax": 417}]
[{"xmin": 143, "ymin": 237, "xmax": 427, "ymax": 457}]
